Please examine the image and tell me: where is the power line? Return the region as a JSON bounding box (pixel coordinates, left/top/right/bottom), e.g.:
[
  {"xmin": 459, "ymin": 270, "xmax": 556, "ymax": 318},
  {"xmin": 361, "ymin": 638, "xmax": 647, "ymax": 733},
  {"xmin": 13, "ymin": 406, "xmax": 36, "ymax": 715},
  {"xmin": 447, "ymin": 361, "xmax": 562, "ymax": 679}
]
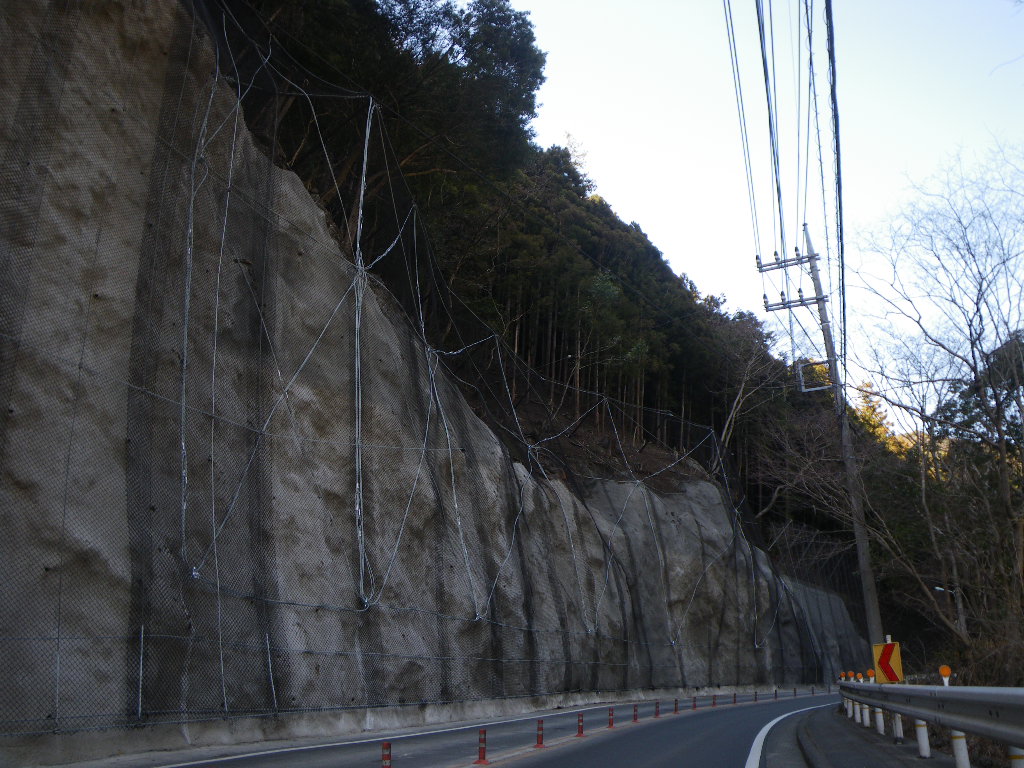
[
  {"xmin": 755, "ymin": 0, "xmax": 788, "ymax": 260},
  {"xmin": 722, "ymin": 0, "xmax": 762, "ymax": 254}
]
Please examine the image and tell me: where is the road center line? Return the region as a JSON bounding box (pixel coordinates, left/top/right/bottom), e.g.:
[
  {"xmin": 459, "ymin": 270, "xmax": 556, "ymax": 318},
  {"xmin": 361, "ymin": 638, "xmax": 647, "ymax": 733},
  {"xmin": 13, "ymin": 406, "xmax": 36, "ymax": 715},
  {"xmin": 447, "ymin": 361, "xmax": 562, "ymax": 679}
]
[
  {"xmin": 155, "ymin": 701, "xmax": 645, "ymax": 767},
  {"xmin": 155, "ymin": 694, "xmax": 826, "ymax": 767}
]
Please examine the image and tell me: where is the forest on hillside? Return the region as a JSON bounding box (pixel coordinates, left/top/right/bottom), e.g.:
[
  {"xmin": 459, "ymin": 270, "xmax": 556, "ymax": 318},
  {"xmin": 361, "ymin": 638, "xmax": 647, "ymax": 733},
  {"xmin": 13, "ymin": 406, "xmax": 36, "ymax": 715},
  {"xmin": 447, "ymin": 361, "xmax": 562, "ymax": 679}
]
[{"xmin": 208, "ymin": 0, "xmax": 1023, "ymax": 686}]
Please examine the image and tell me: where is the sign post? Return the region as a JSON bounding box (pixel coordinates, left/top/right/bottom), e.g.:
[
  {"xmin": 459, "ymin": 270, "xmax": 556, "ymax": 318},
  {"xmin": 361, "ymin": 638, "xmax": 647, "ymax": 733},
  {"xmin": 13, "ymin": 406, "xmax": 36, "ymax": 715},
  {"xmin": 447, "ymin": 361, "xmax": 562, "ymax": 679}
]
[{"xmin": 872, "ymin": 641, "xmax": 905, "ymax": 683}]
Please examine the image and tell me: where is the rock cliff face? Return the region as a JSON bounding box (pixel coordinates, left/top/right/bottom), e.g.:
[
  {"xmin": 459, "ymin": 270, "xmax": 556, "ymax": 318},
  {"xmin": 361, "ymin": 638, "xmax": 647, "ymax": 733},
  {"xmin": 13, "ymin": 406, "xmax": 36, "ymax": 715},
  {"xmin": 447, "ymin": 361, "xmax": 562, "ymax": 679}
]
[{"xmin": 0, "ymin": 0, "xmax": 864, "ymax": 741}]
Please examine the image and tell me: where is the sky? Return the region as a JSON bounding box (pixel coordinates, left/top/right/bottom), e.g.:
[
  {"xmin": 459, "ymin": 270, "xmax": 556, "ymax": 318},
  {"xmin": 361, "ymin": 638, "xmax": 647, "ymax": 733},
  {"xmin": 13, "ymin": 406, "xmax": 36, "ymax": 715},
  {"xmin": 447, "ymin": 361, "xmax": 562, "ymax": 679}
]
[{"xmin": 506, "ymin": 0, "xmax": 1024, "ymax": 366}]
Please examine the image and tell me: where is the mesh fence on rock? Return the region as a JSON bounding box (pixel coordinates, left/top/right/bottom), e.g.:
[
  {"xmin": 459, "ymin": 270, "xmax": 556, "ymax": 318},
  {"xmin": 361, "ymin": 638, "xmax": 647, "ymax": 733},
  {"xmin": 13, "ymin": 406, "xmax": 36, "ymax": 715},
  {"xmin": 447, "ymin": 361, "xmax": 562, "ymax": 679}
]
[{"xmin": 0, "ymin": 0, "xmax": 866, "ymax": 736}]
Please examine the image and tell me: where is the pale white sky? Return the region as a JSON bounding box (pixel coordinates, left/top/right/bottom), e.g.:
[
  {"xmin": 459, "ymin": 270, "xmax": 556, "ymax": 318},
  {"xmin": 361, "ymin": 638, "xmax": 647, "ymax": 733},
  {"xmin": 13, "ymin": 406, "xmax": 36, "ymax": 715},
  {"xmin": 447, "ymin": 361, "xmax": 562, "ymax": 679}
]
[{"xmin": 509, "ymin": 0, "xmax": 1024, "ymax": 364}]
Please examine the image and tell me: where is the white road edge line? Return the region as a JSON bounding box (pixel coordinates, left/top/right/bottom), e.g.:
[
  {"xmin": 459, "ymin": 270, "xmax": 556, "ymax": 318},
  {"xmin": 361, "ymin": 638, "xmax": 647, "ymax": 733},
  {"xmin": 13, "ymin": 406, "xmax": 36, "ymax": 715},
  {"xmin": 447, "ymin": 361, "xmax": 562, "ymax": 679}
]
[{"xmin": 744, "ymin": 701, "xmax": 835, "ymax": 768}]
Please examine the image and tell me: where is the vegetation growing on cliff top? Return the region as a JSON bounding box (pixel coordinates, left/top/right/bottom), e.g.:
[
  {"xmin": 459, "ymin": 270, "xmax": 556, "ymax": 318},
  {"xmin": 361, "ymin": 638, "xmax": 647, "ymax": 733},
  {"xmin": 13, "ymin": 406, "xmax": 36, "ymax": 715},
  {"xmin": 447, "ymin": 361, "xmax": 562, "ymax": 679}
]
[{"xmin": 221, "ymin": 0, "xmax": 1023, "ymax": 684}]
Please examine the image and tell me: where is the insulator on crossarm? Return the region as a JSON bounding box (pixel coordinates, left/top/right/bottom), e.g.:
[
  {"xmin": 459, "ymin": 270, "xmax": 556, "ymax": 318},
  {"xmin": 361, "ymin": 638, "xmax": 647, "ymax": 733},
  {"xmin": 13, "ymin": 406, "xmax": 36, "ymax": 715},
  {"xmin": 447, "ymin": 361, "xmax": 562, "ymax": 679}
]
[
  {"xmin": 780, "ymin": 291, "xmax": 786, "ymax": 302},
  {"xmin": 798, "ymin": 288, "xmax": 805, "ymax": 300},
  {"xmin": 755, "ymin": 254, "xmax": 762, "ymax": 269},
  {"xmin": 763, "ymin": 293, "xmax": 769, "ymax": 309},
  {"xmin": 773, "ymin": 251, "xmax": 780, "ymax": 262}
]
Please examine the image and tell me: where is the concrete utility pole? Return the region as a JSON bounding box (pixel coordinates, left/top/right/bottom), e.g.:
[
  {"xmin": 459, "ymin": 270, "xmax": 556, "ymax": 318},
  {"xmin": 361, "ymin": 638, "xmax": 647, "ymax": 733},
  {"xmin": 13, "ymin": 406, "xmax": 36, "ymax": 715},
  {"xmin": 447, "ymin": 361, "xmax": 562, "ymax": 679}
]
[
  {"xmin": 759, "ymin": 225, "xmax": 884, "ymax": 645},
  {"xmin": 803, "ymin": 226, "xmax": 883, "ymax": 645}
]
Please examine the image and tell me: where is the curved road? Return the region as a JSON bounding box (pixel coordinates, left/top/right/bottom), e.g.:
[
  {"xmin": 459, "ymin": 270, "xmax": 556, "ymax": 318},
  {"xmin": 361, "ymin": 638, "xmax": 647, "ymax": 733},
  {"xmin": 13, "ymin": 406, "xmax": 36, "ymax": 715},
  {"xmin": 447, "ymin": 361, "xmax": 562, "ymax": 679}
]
[{"xmin": 151, "ymin": 692, "xmax": 835, "ymax": 768}]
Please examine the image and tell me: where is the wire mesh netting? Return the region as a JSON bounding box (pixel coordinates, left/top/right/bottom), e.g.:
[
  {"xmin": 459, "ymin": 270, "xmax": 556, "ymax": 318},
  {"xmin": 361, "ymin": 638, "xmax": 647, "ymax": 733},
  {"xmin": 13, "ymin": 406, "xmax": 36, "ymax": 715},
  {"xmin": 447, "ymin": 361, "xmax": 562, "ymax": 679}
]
[{"xmin": 0, "ymin": 0, "xmax": 866, "ymax": 737}]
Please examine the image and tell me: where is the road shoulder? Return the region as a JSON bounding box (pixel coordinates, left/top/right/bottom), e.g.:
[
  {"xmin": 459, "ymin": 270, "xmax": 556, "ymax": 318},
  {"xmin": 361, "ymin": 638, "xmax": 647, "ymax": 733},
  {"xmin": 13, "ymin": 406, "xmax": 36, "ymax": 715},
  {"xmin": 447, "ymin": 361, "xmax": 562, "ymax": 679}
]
[{"xmin": 795, "ymin": 706, "xmax": 956, "ymax": 768}]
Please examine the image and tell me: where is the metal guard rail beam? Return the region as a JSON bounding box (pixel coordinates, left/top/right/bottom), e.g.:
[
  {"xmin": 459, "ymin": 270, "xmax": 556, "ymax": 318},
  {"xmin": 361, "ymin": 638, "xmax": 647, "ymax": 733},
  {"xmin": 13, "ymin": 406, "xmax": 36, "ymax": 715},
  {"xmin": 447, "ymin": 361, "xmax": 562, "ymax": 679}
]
[{"xmin": 839, "ymin": 682, "xmax": 1024, "ymax": 747}]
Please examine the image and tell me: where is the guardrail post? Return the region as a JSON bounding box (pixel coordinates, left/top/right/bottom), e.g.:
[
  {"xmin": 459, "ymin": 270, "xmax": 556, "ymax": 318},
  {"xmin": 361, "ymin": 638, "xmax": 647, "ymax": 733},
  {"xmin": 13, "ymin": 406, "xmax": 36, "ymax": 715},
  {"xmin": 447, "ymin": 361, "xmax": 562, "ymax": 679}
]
[
  {"xmin": 950, "ymin": 729, "xmax": 970, "ymax": 768},
  {"xmin": 892, "ymin": 712, "xmax": 904, "ymax": 744},
  {"xmin": 874, "ymin": 706, "xmax": 885, "ymax": 735},
  {"xmin": 861, "ymin": 702, "xmax": 872, "ymax": 728},
  {"xmin": 915, "ymin": 719, "xmax": 931, "ymax": 758},
  {"xmin": 1009, "ymin": 746, "xmax": 1024, "ymax": 762}
]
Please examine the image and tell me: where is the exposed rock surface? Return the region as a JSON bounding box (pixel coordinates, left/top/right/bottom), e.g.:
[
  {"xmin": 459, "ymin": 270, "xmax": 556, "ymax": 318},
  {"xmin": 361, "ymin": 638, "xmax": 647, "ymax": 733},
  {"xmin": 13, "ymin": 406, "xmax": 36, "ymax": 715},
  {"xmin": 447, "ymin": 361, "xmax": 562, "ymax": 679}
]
[{"xmin": 0, "ymin": 0, "xmax": 865, "ymax": 750}]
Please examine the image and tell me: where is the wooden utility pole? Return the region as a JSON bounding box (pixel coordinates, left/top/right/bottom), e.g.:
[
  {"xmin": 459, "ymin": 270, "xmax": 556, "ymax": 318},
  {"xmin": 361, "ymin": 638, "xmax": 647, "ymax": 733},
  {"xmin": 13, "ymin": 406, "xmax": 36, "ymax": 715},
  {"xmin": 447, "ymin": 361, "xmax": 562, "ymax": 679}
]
[{"xmin": 759, "ymin": 225, "xmax": 884, "ymax": 645}]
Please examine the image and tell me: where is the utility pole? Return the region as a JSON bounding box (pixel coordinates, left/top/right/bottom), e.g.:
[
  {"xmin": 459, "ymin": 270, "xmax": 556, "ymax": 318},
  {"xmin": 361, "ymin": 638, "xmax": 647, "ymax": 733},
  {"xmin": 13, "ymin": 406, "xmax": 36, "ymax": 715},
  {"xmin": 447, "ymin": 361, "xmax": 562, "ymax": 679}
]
[{"xmin": 758, "ymin": 224, "xmax": 884, "ymax": 645}]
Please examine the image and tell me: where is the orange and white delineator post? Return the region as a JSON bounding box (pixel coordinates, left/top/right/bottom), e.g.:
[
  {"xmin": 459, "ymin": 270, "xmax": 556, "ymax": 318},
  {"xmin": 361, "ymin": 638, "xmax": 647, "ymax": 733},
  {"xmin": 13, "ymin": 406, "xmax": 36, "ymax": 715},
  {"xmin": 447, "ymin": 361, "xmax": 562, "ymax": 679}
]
[{"xmin": 473, "ymin": 729, "xmax": 489, "ymax": 765}]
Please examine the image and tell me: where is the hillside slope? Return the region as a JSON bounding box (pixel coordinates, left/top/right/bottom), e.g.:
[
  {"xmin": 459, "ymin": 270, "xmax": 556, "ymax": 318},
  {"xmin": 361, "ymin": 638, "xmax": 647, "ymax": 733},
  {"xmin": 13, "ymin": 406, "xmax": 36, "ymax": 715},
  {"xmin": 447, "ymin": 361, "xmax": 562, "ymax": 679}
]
[{"xmin": 0, "ymin": 0, "xmax": 863, "ymax": 755}]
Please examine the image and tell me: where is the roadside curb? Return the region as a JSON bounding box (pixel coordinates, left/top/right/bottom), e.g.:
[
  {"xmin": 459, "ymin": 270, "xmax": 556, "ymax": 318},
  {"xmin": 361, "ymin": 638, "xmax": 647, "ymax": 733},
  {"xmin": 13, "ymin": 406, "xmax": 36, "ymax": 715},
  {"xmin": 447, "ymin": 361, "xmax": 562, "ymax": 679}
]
[
  {"xmin": 795, "ymin": 706, "xmax": 958, "ymax": 768},
  {"xmin": 796, "ymin": 708, "xmax": 835, "ymax": 768}
]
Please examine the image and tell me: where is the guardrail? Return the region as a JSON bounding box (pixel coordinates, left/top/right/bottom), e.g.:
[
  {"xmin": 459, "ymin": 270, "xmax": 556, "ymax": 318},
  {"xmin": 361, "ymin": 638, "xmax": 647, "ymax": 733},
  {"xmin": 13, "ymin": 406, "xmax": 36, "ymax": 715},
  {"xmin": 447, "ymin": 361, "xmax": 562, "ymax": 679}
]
[{"xmin": 838, "ymin": 680, "xmax": 1024, "ymax": 767}]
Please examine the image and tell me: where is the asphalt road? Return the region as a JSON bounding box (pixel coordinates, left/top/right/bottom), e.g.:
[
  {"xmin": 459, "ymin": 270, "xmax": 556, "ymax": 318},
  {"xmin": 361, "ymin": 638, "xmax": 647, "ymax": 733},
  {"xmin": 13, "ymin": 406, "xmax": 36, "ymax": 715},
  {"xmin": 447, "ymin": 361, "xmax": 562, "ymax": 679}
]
[
  {"xmin": 152, "ymin": 692, "xmax": 834, "ymax": 768},
  {"xmin": 503, "ymin": 697, "xmax": 830, "ymax": 768}
]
